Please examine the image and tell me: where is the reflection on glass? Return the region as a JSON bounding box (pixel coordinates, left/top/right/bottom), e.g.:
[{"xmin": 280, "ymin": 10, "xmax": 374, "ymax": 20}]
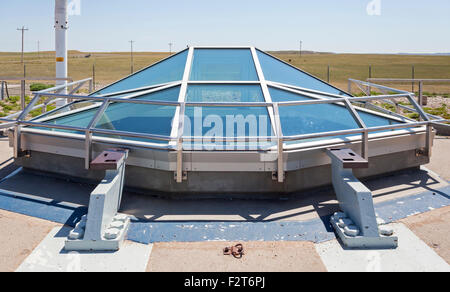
[
  {"xmin": 96, "ymin": 50, "xmax": 188, "ymax": 95},
  {"xmin": 94, "ymin": 103, "xmax": 176, "ymax": 142},
  {"xmin": 186, "ymin": 84, "xmax": 264, "ymax": 102},
  {"xmin": 269, "ymin": 87, "xmax": 358, "ymax": 136},
  {"xmin": 183, "ymin": 106, "xmax": 274, "ymax": 150},
  {"xmin": 32, "ymin": 86, "xmax": 181, "ymax": 143},
  {"xmin": 257, "ymin": 50, "xmax": 349, "ymax": 96},
  {"xmin": 190, "ymin": 49, "xmax": 258, "ymax": 81}
]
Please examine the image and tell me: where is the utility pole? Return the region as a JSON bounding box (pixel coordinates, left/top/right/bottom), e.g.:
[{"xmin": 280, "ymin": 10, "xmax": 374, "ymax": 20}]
[
  {"xmin": 129, "ymin": 40, "xmax": 135, "ymax": 74},
  {"xmin": 55, "ymin": 0, "xmax": 69, "ymax": 103},
  {"xmin": 17, "ymin": 26, "xmax": 29, "ymax": 64},
  {"xmin": 169, "ymin": 43, "xmax": 173, "ymax": 54}
]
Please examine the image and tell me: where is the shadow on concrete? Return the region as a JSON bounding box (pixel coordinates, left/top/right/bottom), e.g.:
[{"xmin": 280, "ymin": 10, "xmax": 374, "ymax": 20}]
[
  {"xmin": 364, "ymin": 168, "xmax": 444, "ymax": 199},
  {"xmin": 0, "ymin": 166, "xmax": 446, "ymax": 224},
  {"xmin": 0, "ymin": 161, "xmax": 18, "ymax": 181}
]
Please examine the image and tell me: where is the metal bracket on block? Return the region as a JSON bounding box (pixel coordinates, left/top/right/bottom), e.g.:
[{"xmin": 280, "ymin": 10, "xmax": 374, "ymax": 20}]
[
  {"xmin": 174, "ymin": 170, "xmax": 187, "ymax": 182},
  {"xmin": 65, "ymin": 148, "xmax": 130, "ymax": 251},
  {"xmin": 327, "ymin": 148, "xmax": 398, "ymax": 249}
]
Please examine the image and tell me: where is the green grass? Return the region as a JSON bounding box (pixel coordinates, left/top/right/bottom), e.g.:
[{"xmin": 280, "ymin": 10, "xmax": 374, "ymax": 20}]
[
  {"xmin": 423, "ymin": 104, "xmax": 450, "ymax": 119},
  {"xmin": 30, "ymin": 83, "xmax": 55, "ymax": 92}
]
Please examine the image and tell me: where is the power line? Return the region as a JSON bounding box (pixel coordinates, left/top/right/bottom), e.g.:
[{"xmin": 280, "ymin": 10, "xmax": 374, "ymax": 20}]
[{"xmin": 17, "ymin": 26, "xmax": 29, "ymax": 64}]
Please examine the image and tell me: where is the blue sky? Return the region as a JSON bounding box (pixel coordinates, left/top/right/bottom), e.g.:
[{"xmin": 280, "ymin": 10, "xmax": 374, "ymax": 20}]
[{"xmin": 0, "ymin": 0, "xmax": 449, "ymax": 53}]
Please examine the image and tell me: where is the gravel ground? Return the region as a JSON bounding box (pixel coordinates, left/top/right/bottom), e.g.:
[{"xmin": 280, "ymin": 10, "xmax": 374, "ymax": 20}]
[{"xmin": 425, "ymin": 96, "xmax": 450, "ymax": 108}]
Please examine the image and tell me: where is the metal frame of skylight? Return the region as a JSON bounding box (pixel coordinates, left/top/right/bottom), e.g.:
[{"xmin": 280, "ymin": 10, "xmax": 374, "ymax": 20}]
[
  {"xmin": 5, "ymin": 90, "xmax": 446, "ymax": 182},
  {"xmin": 2, "ymin": 47, "xmax": 447, "ymax": 183},
  {"xmin": 89, "ymin": 48, "xmax": 190, "ymax": 97}
]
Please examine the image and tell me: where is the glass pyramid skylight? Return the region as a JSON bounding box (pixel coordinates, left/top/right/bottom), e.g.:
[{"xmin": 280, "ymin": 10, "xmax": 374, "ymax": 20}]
[{"xmin": 35, "ymin": 47, "xmax": 403, "ymax": 148}]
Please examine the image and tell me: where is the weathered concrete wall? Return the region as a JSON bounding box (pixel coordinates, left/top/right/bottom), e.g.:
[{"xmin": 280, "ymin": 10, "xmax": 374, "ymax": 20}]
[{"xmin": 15, "ymin": 149, "xmax": 429, "ymax": 198}]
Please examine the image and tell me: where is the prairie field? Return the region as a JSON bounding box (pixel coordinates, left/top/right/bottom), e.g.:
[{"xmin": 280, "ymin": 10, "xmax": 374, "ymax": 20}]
[
  {"xmin": 0, "ymin": 50, "xmax": 449, "ymax": 92},
  {"xmin": 0, "ymin": 50, "xmax": 449, "ymax": 118}
]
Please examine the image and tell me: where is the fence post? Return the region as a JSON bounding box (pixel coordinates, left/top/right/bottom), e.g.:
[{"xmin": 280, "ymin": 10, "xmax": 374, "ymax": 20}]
[
  {"xmin": 1, "ymin": 81, "xmax": 4, "ymax": 100},
  {"xmin": 412, "ymin": 65, "xmax": 415, "ymax": 93},
  {"xmin": 368, "ymin": 65, "xmax": 372, "ymax": 94},
  {"xmin": 93, "ymin": 64, "xmax": 96, "ymax": 91},
  {"xmin": 327, "ymin": 65, "xmax": 330, "ymax": 83},
  {"xmin": 419, "ymin": 81, "xmax": 426, "ymax": 106}
]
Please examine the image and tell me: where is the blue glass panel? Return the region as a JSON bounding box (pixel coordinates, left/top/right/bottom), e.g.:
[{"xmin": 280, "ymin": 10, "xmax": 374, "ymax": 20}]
[
  {"xmin": 38, "ymin": 86, "xmax": 180, "ymax": 122},
  {"xmin": 269, "ymin": 87, "xmax": 402, "ymax": 142},
  {"xmin": 43, "ymin": 106, "xmax": 97, "ymax": 131},
  {"xmin": 257, "ymin": 50, "xmax": 349, "ymax": 96},
  {"xmin": 96, "ymin": 50, "xmax": 188, "ymax": 95},
  {"xmin": 269, "ymin": 87, "xmax": 358, "ymax": 137},
  {"xmin": 93, "ymin": 104, "xmax": 176, "ymax": 142},
  {"xmin": 190, "ymin": 49, "xmax": 258, "ymax": 81},
  {"xmin": 186, "ymin": 84, "xmax": 264, "ymax": 102},
  {"xmin": 35, "ymin": 86, "xmax": 181, "ymax": 143},
  {"xmin": 357, "ymin": 110, "xmax": 401, "ymax": 128},
  {"xmin": 183, "ymin": 106, "xmax": 274, "ymax": 149}
]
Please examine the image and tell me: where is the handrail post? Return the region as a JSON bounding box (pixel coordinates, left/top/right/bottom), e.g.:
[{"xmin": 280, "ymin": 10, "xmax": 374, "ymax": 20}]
[
  {"xmin": 362, "ymin": 130, "xmax": 369, "ymax": 160},
  {"xmin": 343, "ymin": 98, "xmax": 368, "ymax": 159},
  {"xmin": 175, "ymin": 102, "xmax": 186, "ymax": 183},
  {"xmin": 13, "ymin": 124, "xmax": 21, "ymax": 158},
  {"xmin": 85, "ymin": 129, "xmax": 93, "ymax": 170},
  {"xmin": 426, "ymin": 123, "xmax": 433, "ymax": 157},
  {"xmin": 84, "ymin": 100, "xmax": 110, "ymax": 169},
  {"xmin": 89, "ymin": 78, "xmax": 93, "ymax": 93},
  {"xmin": 419, "ymin": 81, "xmax": 424, "ymax": 106},
  {"xmin": 273, "ymin": 102, "xmax": 284, "ymax": 183}
]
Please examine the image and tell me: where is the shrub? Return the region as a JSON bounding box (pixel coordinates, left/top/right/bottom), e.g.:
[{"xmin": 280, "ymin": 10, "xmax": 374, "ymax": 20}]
[
  {"xmin": 30, "ymin": 83, "xmax": 54, "ymax": 92},
  {"xmin": 2, "ymin": 104, "xmax": 13, "ymax": 111},
  {"xmin": 407, "ymin": 113, "xmax": 420, "ymax": 120},
  {"xmin": 8, "ymin": 96, "xmax": 20, "ymax": 103},
  {"xmin": 29, "ymin": 109, "xmax": 43, "ymax": 118}
]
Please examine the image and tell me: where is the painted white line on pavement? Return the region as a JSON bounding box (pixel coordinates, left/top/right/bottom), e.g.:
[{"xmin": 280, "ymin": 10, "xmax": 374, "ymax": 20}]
[
  {"xmin": 16, "ymin": 226, "xmax": 153, "ymax": 272},
  {"xmin": 315, "ymin": 223, "xmax": 450, "ymax": 272}
]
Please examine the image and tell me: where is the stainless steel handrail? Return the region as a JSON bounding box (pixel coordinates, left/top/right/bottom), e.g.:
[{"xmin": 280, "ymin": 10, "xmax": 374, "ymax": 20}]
[{"xmin": 8, "ymin": 79, "xmax": 446, "ymax": 181}]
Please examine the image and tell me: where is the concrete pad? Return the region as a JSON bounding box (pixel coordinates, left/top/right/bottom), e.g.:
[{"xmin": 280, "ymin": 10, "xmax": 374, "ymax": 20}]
[
  {"xmin": 426, "ymin": 137, "xmax": 450, "ymax": 181},
  {"xmin": 0, "ymin": 209, "xmax": 57, "ymax": 272},
  {"xmin": 147, "ymin": 241, "xmax": 326, "ymax": 272},
  {"xmin": 16, "ymin": 226, "xmax": 153, "ymax": 272},
  {"xmin": 315, "ymin": 223, "xmax": 450, "ymax": 272},
  {"xmin": 401, "ymin": 206, "xmax": 450, "ymax": 264}
]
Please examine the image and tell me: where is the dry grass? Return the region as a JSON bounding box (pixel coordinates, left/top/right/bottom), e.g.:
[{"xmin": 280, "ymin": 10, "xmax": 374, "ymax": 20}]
[
  {"xmin": 271, "ymin": 52, "xmax": 450, "ymax": 93},
  {"xmin": 1, "ymin": 50, "xmax": 450, "ymax": 93},
  {"xmin": 1, "ymin": 51, "xmax": 449, "ymax": 118}
]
